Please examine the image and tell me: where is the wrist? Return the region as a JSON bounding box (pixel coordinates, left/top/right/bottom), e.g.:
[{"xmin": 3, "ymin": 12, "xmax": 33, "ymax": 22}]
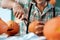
[{"xmin": 12, "ymin": 2, "xmax": 20, "ymax": 8}]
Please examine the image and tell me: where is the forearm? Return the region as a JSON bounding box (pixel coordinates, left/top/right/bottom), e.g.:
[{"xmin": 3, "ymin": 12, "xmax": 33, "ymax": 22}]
[{"xmin": 1, "ymin": 0, "xmax": 16, "ymax": 9}]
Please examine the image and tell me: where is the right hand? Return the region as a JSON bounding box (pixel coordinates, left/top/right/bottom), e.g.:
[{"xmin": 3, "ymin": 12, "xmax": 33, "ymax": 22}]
[
  {"xmin": 35, "ymin": 25, "xmax": 44, "ymax": 36},
  {"xmin": 34, "ymin": 21, "xmax": 45, "ymax": 36},
  {"xmin": 13, "ymin": 3, "xmax": 25, "ymax": 19}
]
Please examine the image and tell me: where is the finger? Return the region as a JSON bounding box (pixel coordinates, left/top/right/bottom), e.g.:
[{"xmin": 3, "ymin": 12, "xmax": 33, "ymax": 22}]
[
  {"xmin": 21, "ymin": 14, "xmax": 24, "ymax": 19},
  {"xmin": 35, "ymin": 31, "xmax": 43, "ymax": 36},
  {"xmin": 19, "ymin": 12, "xmax": 24, "ymax": 19},
  {"xmin": 35, "ymin": 25, "xmax": 43, "ymax": 29},
  {"xmin": 14, "ymin": 12, "xmax": 17, "ymax": 16},
  {"xmin": 18, "ymin": 13, "xmax": 21, "ymax": 19},
  {"xmin": 16, "ymin": 12, "xmax": 20, "ymax": 18},
  {"xmin": 17, "ymin": 12, "xmax": 22, "ymax": 19},
  {"xmin": 15, "ymin": 12, "xmax": 19, "ymax": 17},
  {"xmin": 14, "ymin": 10, "xmax": 20, "ymax": 18},
  {"xmin": 35, "ymin": 26, "xmax": 43, "ymax": 31},
  {"xmin": 35, "ymin": 31, "xmax": 42, "ymax": 34},
  {"xmin": 16, "ymin": 12, "xmax": 23, "ymax": 19}
]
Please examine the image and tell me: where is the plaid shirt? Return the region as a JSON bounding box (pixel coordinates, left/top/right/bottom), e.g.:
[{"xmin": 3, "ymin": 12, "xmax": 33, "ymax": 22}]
[
  {"xmin": 14, "ymin": 1, "xmax": 60, "ymax": 35},
  {"xmin": 29, "ymin": 2, "xmax": 60, "ymax": 23},
  {"xmin": 14, "ymin": 1, "xmax": 60, "ymax": 26},
  {"xmin": 15, "ymin": 0, "xmax": 60, "ymax": 23}
]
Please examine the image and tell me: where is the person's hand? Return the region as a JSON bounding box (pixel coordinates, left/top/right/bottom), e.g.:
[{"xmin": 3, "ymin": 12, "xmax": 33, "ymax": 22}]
[
  {"xmin": 13, "ymin": 3, "xmax": 25, "ymax": 19},
  {"xmin": 35, "ymin": 22, "xmax": 44, "ymax": 36}
]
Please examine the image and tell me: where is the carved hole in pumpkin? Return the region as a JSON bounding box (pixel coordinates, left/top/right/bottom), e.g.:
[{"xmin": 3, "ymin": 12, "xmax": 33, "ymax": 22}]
[{"xmin": 7, "ymin": 24, "xmax": 14, "ymax": 31}]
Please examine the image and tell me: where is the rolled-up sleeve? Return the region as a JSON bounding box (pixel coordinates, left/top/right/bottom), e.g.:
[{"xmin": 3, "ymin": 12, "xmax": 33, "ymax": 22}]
[{"xmin": 0, "ymin": 0, "xmax": 2, "ymax": 7}]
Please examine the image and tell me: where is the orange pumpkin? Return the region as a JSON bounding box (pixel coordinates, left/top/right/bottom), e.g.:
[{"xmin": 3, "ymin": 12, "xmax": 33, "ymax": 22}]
[
  {"xmin": 43, "ymin": 16, "xmax": 60, "ymax": 40},
  {"xmin": 0, "ymin": 18, "xmax": 8, "ymax": 34},
  {"xmin": 49, "ymin": 0, "xmax": 56, "ymax": 5},
  {"xmin": 6, "ymin": 20, "xmax": 20, "ymax": 36},
  {"xmin": 29, "ymin": 20, "xmax": 44, "ymax": 36}
]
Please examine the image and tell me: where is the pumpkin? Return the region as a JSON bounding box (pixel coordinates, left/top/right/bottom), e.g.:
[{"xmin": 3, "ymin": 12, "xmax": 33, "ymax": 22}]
[
  {"xmin": 6, "ymin": 20, "xmax": 20, "ymax": 36},
  {"xmin": 49, "ymin": 0, "xmax": 56, "ymax": 5},
  {"xmin": 29, "ymin": 20, "xmax": 44, "ymax": 36},
  {"xmin": 43, "ymin": 16, "xmax": 60, "ymax": 40},
  {"xmin": 0, "ymin": 18, "xmax": 8, "ymax": 34}
]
